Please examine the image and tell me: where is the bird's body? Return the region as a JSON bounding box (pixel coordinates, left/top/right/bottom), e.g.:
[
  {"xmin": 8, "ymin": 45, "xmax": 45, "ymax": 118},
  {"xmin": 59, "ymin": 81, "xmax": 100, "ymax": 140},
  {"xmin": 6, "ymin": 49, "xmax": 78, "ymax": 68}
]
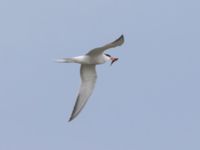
[
  {"xmin": 56, "ymin": 35, "xmax": 124, "ymax": 121},
  {"xmin": 72, "ymin": 55, "xmax": 108, "ymax": 64},
  {"xmin": 57, "ymin": 51, "xmax": 111, "ymax": 65}
]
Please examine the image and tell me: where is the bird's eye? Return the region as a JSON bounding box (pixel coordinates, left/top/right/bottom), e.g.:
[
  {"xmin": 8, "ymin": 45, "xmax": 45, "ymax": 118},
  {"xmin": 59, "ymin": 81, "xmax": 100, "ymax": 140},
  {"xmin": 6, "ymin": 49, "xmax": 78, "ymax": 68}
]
[{"xmin": 105, "ymin": 53, "xmax": 111, "ymax": 57}]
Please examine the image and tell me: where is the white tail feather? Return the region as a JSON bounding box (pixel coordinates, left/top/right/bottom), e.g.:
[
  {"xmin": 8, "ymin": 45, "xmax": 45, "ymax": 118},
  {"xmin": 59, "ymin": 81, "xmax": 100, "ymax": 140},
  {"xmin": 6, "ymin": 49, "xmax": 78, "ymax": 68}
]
[{"xmin": 55, "ymin": 58, "xmax": 74, "ymax": 63}]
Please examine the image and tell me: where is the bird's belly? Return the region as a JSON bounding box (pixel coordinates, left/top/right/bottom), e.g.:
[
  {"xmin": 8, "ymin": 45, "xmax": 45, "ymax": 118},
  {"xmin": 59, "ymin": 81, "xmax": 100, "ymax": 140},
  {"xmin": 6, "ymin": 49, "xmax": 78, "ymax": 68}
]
[
  {"xmin": 74, "ymin": 55, "xmax": 105, "ymax": 65},
  {"xmin": 90, "ymin": 57, "xmax": 105, "ymax": 64}
]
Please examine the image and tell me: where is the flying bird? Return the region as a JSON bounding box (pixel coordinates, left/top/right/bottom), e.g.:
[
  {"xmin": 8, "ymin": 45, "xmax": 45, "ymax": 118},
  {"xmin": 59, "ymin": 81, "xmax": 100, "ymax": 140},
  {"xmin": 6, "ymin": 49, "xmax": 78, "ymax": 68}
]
[{"xmin": 56, "ymin": 35, "xmax": 124, "ymax": 121}]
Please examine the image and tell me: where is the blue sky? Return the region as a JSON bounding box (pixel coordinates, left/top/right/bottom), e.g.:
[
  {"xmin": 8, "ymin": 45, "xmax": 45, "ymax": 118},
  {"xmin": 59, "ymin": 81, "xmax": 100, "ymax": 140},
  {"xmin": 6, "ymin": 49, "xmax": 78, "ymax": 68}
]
[{"xmin": 1, "ymin": 0, "xmax": 200, "ymax": 149}]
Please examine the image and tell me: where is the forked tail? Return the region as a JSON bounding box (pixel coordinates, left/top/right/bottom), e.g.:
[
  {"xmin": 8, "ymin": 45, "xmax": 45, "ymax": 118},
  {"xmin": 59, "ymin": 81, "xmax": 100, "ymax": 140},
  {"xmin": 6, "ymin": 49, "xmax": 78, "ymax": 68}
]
[{"xmin": 55, "ymin": 58, "xmax": 75, "ymax": 63}]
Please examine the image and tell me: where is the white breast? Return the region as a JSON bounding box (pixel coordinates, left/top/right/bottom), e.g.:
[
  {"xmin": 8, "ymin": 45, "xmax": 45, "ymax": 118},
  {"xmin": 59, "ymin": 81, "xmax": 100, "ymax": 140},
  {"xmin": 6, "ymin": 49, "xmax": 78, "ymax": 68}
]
[{"xmin": 73, "ymin": 54, "xmax": 109, "ymax": 65}]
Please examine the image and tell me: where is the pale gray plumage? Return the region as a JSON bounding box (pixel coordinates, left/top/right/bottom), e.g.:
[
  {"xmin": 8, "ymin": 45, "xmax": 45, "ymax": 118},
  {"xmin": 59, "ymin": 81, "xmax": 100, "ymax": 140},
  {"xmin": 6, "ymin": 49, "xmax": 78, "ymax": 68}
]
[
  {"xmin": 86, "ymin": 35, "xmax": 124, "ymax": 56},
  {"xmin": 56, "ymin": 35, "xmax": 124, "ymax": 121},
  {"xmin": 69, "ymin": 65, "xmax": 97, "ymax": 121}
]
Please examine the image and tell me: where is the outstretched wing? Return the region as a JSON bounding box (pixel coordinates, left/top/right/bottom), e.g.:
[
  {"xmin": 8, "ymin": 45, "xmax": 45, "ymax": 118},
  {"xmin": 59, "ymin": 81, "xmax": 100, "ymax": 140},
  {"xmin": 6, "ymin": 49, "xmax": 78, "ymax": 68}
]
[
  {"xmin": 86, "ymin": 35, "xmax": 124, "ymax": 56},
  {"xmin": 69, "ymin": 64, "xmax": 97, "ymax": 121}
]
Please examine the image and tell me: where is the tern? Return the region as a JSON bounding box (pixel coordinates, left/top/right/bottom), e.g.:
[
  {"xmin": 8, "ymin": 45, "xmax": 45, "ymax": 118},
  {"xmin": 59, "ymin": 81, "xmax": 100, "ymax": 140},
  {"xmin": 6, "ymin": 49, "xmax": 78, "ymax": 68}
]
[{"xmin": 56, "ymin": 35, "xmax": 124, "ymax": 121}]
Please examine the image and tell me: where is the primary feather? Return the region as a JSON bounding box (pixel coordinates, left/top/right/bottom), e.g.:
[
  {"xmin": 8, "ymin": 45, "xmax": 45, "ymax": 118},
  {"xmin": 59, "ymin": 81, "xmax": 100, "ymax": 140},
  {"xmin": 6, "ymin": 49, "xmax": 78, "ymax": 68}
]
[{"xmin": 69, "ymin": 64, "xmax": 97, "ymax": 121}]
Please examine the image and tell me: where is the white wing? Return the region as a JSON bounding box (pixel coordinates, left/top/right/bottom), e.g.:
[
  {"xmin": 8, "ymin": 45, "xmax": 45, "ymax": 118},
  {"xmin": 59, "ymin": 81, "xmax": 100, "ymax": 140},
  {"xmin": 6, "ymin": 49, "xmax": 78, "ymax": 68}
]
[
  {"xmin": 69, "ymin": 64, "xmax": 97, "ymax": 121},
  {"xmin": 86, "ymin": 35, "xmax": 124, "ymax": 56}
]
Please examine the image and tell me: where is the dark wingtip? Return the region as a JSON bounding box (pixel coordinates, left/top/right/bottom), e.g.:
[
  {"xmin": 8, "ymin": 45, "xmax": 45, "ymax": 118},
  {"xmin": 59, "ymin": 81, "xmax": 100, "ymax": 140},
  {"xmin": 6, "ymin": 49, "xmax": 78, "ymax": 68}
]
[
  {"xmin": 68, "ymin": 117, "xmax": 73, "ymax": 122},
  {"xmin": 118, "ymin": 34, "xmax": 124, "ymax": 40},
  {"xmin": 68, "ymin": 108, "xmax": 76, "ymax": 122},
  {"xmin": 112, "ymin": 34, "xmax": 124, "ymax": 46},
  {"xmin": 119, "ymin": 34, "xmax": 124, "ymax": 43},
  {"xmin": 68, "ymin": 114, "xmax": 76, "ymax": 122}
]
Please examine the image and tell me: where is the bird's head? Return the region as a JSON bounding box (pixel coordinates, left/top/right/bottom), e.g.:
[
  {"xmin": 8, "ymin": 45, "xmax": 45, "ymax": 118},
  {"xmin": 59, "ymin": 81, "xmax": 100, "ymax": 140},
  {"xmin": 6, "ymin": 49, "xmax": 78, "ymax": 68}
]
[{"xmin": 105, "ymin": 53, "xmax": 119, "ymax": 65}]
